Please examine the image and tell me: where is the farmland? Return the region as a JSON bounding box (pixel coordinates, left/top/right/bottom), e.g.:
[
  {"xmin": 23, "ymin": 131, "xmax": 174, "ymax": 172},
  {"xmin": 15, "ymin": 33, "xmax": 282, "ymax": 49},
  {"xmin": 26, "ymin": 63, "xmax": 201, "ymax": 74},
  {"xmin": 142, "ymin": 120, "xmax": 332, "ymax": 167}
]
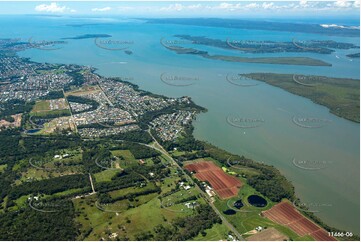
[
  {"xmin": 182, "ymin": 156, "xmax": 320, "ymax": 241},
  {"xmin": 262, "ymin": 200, "xmax": 336, "ymax": 241},
  {"xmin": 184, "ymin": 160, "xmax": 242, "ymax": 199}
]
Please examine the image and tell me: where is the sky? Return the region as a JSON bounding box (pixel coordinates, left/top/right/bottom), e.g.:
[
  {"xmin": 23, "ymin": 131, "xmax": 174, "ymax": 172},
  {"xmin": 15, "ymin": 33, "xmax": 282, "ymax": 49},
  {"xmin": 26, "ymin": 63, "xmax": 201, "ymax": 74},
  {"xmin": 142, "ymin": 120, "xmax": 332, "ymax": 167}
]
[{"xmin": 0, "ymin": 1, "xmax": 359, "ymax": 18}]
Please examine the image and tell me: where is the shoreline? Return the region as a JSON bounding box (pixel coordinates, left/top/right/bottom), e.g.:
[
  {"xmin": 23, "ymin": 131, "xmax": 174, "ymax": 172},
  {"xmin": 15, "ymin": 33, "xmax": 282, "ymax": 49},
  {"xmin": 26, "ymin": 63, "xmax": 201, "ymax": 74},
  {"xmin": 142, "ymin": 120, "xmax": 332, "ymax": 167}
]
[{"xmin": 1, "ymin": 38, "xmax": 358, "ymax": 239}]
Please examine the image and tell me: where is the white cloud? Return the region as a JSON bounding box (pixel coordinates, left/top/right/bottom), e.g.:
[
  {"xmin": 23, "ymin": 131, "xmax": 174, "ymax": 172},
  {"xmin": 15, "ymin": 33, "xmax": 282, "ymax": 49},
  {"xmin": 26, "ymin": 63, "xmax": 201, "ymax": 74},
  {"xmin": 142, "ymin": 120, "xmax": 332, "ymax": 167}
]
[
  {"xmin": 188, "ymin": 4, "xmax": 202, "ymax": 10},
  {"xmin": 216, "ymin": 3, "xmax": 242, "ymax": 11},
  {"xmin": 300, "ymin": 0, "xmax": 308, "ymax": 5},
  {"xmin": 262, "ymin": 2, "xmax": 275, "ymax": 9},
  {"xmin": 215, "ymin": 2, "xmax": 278, "ymax": 11},
  {"xmin": 244, "ymin": 3, "xmax": 260, "ymax": 9},
  {"xmin": 35, "ymin": 3, "xmax": 70, "ymax": 13},
  {"xmin": 160, "ymin": 4, "xmax": 184, "ymax": 11},
  {"xmin": 155, "ymin": 1, "xmax": 359, "ymax": 14},
  {"xmin": 296, "ymin": 1, "xmax": 320, "ymax": 9},
  {"xmin": 160, "ymin": 3, "xmax": 203, "ymax": 11},
  {"xmin": 91, "ymin": 7, "xmax": 112, "ymax": 12},
  {"xmin": 334, "ymin": 1, "xmax": 353, "ymax": 8}
]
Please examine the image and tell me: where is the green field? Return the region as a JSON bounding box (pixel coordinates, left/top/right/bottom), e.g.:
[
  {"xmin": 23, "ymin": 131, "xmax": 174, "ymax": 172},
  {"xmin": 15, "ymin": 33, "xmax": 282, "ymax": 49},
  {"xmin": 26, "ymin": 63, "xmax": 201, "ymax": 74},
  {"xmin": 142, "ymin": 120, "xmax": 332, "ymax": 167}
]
[
  {"xmin": 108, "ymin": 183, "xmax": 157, "ymax": 199},
  {"xmin": 160, "ymin": 187, "xmax": 203, "ymax": 214},
  {"xmin": 171, "ymin": 150, "xmax": 198, "ymax": 157},
  {"xmin": 73, "ymin": 185, "xmax": 198, "ymax": 240},
  {"xmin": 53, "ymin": 188, "xmax": 84, "ymax": 197},
  {"xmin": 71, "ymin": 149, "xmax": 214, "ymax": 241},
  {"xmin": 157, "ymin": 174, "xmax": 181, "ymax": 195},
  {"xmin": 93, "ymin": 169, "xmax": 121, "ymax": 183},
  {"xmin": 30, "ymin": 109, "xmax": 71, "ymax": 118},
  {"xmin": 227, "ymin": 164, "xmax": 261, "ymax": 177},
  {"xmin": 30, "ymin": 99, "xmax": 70, "ymax": 118},
  {"xmin": 192, "ymin": 223, "xmax": 230, "ymax": 241},
  {"xmin": 32, "ymin": 100, "xmax": 50, "ymax": 112},
  {"xmin": 14, "ymin": 148, "xmax": 83, "ymax": 185},
  {"xmin": 111, "ymin": 149, "xmax": 139, "ymax": 168},
  {"xmin": 0, "ymin": 164, "xmax": 7, "ymax": 173},
  {"xmin": 13, "ymin": 195, "xmax": 29, "ymax": 210}
]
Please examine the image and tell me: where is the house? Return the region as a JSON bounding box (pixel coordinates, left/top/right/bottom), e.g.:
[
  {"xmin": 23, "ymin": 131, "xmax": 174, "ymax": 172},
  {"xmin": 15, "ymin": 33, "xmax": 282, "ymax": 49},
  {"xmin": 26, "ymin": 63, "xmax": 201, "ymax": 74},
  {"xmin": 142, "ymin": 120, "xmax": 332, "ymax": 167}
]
[
  {"xmin": 205, "ymin": 189, "xmax": 214, "ymax": 197},
  {"xmin": 185, "ymin": 201, "xmax": 198, "ymax": 209},
  {"xmin": 109, "ymin": 233, "xmax": 118, "ymax": 239},
  {"xmin": 184, "ymin": 185, "xmax": 191, "ymax": 190},
  {"xmin": 28, "ymin": 195, "xmax": 39, "ymax": 201}
]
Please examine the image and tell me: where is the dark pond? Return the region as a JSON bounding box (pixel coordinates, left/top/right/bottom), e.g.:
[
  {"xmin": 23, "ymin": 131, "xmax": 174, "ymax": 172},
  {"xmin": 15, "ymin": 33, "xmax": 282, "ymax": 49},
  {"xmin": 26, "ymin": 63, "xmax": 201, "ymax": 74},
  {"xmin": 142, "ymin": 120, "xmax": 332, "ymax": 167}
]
[
  {"xmin": 248, "ymin": 195, "xmax": 267, "ymax": 207},
  {"xmin": 233, "ymin": 199, "xmax": 244, "ymax": 209},
  {"xmin": 25, "ymin": 129, "xmax": 41, "ymax": 134},
  {"xmin": 223, "ymin": 209, "xmax": 236, "ymax": 215}
]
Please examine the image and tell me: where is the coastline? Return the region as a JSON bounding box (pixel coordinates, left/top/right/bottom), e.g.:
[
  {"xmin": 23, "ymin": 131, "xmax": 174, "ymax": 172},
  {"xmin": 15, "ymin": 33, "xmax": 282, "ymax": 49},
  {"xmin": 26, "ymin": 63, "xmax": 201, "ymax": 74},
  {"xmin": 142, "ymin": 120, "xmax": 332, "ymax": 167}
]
[{"xmin": 1, "ymin": 35, "xmax": 358, "ymax": 239}]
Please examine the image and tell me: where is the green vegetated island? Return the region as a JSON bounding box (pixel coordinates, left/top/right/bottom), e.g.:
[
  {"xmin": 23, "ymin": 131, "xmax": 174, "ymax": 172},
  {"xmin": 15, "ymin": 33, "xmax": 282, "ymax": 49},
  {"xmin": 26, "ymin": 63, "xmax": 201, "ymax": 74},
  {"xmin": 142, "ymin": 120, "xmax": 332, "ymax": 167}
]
[
  {"xmin": 240, "ymin": 73, "xmax": 360, "ymax": 122},
  {"xmin": 346, "ymin": 53, "xmax": 360, "ymax": 58},
  {"xmin": 148, "ymin": 18, "xmax": 360, "ymax": 37},
  {"xmin": 161, "ymin": 40, "xmax": 331, "ymax": 67},
  {"xmin": 0, "ymin": 38, "xmax": 359, "ymax": 241},
  {"xmin": 173, "ymin": 34, "xmax": 360, "ymax": 55},
  {"xmin": 62, "ymin": 34, "xmax": 112, "ymax": 40}
]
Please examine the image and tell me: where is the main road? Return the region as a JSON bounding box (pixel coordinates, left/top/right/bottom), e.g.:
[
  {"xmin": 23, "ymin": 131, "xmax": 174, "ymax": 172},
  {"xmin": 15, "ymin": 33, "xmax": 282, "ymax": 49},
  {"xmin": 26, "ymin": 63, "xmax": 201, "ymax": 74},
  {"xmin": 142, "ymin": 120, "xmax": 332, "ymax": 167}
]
[
  {"xmin": 146, "ymin": 129, "xmax": 244, "ymax": 241},
  {"xmin": 85, "ymin": 130, "xmax": 244, "ymax": 240}
]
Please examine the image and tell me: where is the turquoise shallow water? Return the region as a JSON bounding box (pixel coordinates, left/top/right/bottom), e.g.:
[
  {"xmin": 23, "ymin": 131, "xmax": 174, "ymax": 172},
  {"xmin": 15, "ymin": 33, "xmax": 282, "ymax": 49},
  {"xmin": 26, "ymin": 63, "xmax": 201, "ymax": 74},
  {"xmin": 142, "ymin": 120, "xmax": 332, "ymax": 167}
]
[{"xmin": 1, "ymin": 15, "xmax": 359, "ymax": 233}]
